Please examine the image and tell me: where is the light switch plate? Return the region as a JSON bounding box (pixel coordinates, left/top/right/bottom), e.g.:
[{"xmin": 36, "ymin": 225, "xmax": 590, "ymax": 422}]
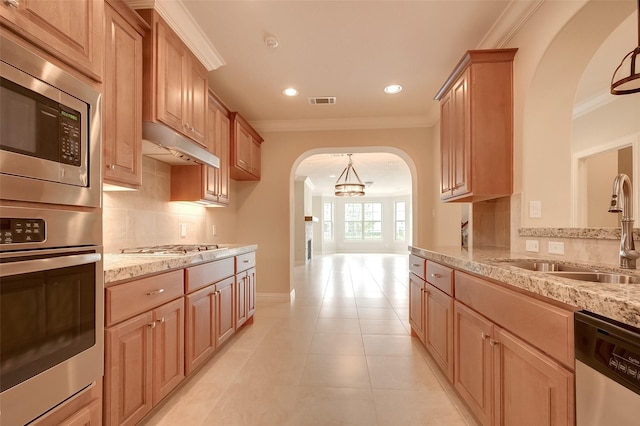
[
  {"xmin": 548, "ymin": 241, "xmax": 564, "ymax": 255},
  {"xmin": 529, "ymin": 201, "xmax": 542, "ymax": 218},
  {"xmin": 180, "ymin": 223, "xmax": 187, "ymax": 238},
  {"xmin": 525, "ymin": 240, "xmax": 539, "ymax": 252}
]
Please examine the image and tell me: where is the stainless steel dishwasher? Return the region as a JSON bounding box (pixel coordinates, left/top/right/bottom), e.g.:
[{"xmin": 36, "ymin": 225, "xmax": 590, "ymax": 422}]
[{"xmin": 575, "ymin": 311, "xmax": 640, "ymax": 425}]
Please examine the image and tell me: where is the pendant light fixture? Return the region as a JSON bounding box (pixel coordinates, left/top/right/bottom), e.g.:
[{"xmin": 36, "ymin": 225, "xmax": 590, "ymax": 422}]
[
  {"xmin": 335, "ymin": 154, "xmax": 365, "ymax": 197},
  {"xmin": 611, "ymin": 0, "xmax": 640, "ymax": 95}
]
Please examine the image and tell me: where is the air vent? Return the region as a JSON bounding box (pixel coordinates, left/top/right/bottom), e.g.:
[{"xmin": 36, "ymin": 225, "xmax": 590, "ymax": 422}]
[{"xmin": 308, "ymin": 97, "xmax": 336, "ymax": 105}]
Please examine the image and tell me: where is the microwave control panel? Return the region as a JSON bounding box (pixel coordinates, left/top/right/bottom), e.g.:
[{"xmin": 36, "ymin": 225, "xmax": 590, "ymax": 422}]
[{"xmin": 0, "ymin": 218, "xmax": 45, "ymax": 244}]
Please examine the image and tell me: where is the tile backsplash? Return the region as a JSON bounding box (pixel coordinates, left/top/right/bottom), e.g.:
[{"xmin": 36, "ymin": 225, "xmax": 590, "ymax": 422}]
[{"xmin": 103, "ymin": 157, "xmax": 212, "ymax": 253}]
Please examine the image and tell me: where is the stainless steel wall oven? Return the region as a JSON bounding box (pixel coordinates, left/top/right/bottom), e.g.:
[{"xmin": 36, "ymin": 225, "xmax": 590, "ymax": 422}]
[{"xmin": 0, "ymin": 35, "xmax": 103, "ymax": 426}]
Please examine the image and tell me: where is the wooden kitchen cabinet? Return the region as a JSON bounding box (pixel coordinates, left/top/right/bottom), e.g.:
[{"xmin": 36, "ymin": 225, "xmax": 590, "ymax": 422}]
[
  {"xmin": 408, "ymin": 273, "xmax": 426, "ymax": 345},
  {"xmin": 184, "ymin": 258, "xmax": 235, "ymax": 375},
  {"xmin": 235, "ymin": 252, "xmax": 257, "ymax": 328},
  {"xmin": 103, "ymin": 0, "xmax": 148, "ymax": 188},
  {"xmin": 170, "ymin": 91, "xmax": 230, "ymax": 205},
  {"xmin": 230, "ymin": 112, "xmax": 263, "ymax": 181},
  {"xmin": 435, "ymin": 49, "xmax": 517, "ymax": 202},
  {"xmin": 104, "ymin": 271, "xmax": 185, "ymax": 426},
  {"xmin": 0, "ymin": 0, "xmax": 104, "ymax": 82},
  {"xmin": 424, "ymin": 282, "xmax": 454, "ymax": 382},
  {"xmin": 453, "ymin": 271, "xmax": 575, "ymax": 426},
  {"xmin": 139, "ymin": 9, "xmax": 208, "ymax": 147}
]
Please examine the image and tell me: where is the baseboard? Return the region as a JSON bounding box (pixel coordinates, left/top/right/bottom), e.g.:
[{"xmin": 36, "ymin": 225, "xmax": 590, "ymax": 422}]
[{"xmin": 257, "ymin": 290, "xmax": 294, "ymax": 303}]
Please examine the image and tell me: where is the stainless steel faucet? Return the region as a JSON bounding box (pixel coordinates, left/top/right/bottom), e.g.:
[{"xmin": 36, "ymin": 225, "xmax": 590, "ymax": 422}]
[{"xmin": 609, "ymin": 173, "xmax": 640, "ymax": 268}]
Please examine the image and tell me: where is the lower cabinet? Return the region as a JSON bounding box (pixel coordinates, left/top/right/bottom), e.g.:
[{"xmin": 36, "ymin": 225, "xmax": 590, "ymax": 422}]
[
  {"xmin": 408, "ymin": 273, "xmax": 426, "ymax": 344},
  {"xmin": 104, "ymin": 270, "xmax": 185, "ymax": 426},
  {"xmin": 454, "ymin": 301, "xmax": 574, "ymax": 426},
  {"xmin": 235, "ymin": 267, "xmax": 256, "ymax": 328},
  {"xmin": 424, "ymin": 283, "xmax": 454, "ymax": 381}
]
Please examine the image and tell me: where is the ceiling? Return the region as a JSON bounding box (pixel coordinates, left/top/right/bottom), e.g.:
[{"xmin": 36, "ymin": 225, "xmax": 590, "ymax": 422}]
[{"xmin": 176, "ymin": 0, "xmax": 636, "ymax": 197}]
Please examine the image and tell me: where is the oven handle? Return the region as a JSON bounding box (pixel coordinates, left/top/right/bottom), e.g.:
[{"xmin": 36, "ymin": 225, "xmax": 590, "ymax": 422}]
[{"xmin": 0, "ymin": 253, "xmax": 102, "ymax": 277}]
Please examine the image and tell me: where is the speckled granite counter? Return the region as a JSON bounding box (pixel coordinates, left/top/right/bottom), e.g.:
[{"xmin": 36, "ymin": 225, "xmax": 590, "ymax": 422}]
[
  {"xmin": 104, "ymin": 244, "xmax": 257, "ymax": 285},
  {"xmin": 410, "ymin": 245, "xmax": 640, "ymax": 328}
]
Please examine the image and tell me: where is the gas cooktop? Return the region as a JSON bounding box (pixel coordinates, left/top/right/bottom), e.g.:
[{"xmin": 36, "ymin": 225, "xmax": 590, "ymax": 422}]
[{"xmin": 120, "ymin": 244, "xmax": 223, "ymax": 255}]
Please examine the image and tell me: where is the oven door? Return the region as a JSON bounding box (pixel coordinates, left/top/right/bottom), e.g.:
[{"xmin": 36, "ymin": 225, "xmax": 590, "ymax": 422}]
[{"xmin": 0, "ymin": 247, "xmax": 104, "ymax": 426}]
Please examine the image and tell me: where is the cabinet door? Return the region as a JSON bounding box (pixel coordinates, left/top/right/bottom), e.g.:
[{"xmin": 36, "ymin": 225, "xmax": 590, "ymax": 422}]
[
  {"xmin": 204, "ymin": 98, "xmax": 220, "ymax": 201},
  {"xmin": 187, "ymin": 58, "xmax": 208, "ymax": 146},
  {"xmin": 250, "ymin": 139, "xmax": 261, "ymax": 178},
  {"xmin": 205, "ymin": 96, "xmax": 230, "ymax": 204},
  {"xmin": 216, "ymin": 276, "xmax": 235, "ymax": 346},
  {"xmin": 451, "ymin": 70, "xmax": 470, "ymax": 198},
  {"xmin": 156, "ymin": 19, "xmax": 187, "ymax": 132},
  {"xmin": 185, "ymin": 286, "xmax": 216, "ymax": 375},
  {"xmin": 104, "ymin": 1, "xmax": 143, "ymax": 187},
  {"xmin": 246, "ymin": 267, "xmax": 256, "ymax": 318},
  {"xmin": 234, "ymin": 122, "xmax": 253, "ymax": 174},
  {"xmin": 217, "ymin": 112, "xmax": 231, "ymax": 204},
  {"xmin": 425, "ymin": 285, "xmax": 454, "ymax": 381},
  {"xmin": 493, "ymin": 327, "xmax": 574, "ymax": 426},
  {"xmin": 58, "ymin": 399, "xmax": 101, "ymax": 426},
  {"xmin": 152, "ymin": 298, "xmax": 185, "ymax": 405},
  {"xmin": 0, "ymin": 0, "xmax": 104, "ymax": 81},
  {"xmin": 454, "ymin": 301, "xmax": 493, "ymax": 426},
  {"xmin": 439, "ymin": 90, "xmax": 453, "ymax": 198},
  {"xmin": 235, "ymin": 273, "xmax": 247, "ymax": 328},
  {"xmin": 409, "ymin": 274, "xmax": 425, "ymax": 343},
  {"xmin": 105, "ymin": 312, "xmax": 154, "ymax": 426}
]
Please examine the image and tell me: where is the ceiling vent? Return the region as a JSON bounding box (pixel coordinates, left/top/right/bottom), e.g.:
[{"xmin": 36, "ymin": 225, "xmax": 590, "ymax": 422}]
[{"xmin": 308, "ymin": 96, "xmax": 336, "ymax": 105}]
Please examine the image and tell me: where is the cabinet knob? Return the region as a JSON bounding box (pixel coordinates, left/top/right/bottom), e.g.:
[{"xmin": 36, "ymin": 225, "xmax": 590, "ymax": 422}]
[
  {"xmin": 489, "ymin": 339, "xmax": 499, "ymax": 346},
  {"xmin": 3, "ymin": 0, "xmax": 19, "ymax": 7},
  {"xmin": 157, "ymin": 317, "xmax": 165, "ymax": 324},
  {"xmin": 147, "ymin": 288, "xmax": 165, "ymax": 296},
  {"xmin": 481, "ymin": 332, "xmax": 490, "ymax": 340},
  {"xmin": 148, "ymin": 322, "xmax": 156, "ymax": 329},
  {"xmin": 107, "ymin": 164, "xmax": 116, "ymax": 170}
]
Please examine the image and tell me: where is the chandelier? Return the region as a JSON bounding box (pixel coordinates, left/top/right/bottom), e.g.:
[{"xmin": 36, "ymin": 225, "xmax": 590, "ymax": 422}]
[
  {"xmin": 335, "ymin": 154, "xmax": 365, "ymax": 197},
  {"xmin": 611, "ymin": 0, "xmax": 640, "ymax": 95}
]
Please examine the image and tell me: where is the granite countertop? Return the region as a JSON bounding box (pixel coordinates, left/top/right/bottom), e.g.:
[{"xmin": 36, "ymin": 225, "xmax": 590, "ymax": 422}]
[
  {"xmin": 410, "ymin": 245, "xmax": 640, "ymax": 328},
  {"xmin": 103, "ymin": 244, "xmax": 257, "ymax": 285}
]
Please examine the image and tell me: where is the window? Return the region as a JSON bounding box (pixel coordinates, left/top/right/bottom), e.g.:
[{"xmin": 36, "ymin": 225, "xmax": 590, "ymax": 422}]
[
  {"xmin": 323, "ymin": 202, "xmax": 333, "ymax": 241},
  {"xmin": 345, "ymin": 202, "xmax": 382, "ymax": 240},
  {"xmin": 395, "ymin": 201, "xmax": 406, "ymax": 240}
]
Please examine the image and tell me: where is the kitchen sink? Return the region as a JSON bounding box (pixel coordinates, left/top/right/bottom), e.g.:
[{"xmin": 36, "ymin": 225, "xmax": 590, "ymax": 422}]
[
  {"xmin": 545, "ymin": 271, "xmax": 640, "ymax": 284},
  {"xmin": 497, "ymin": 260, "xmax": 595, "ymax": 273}
]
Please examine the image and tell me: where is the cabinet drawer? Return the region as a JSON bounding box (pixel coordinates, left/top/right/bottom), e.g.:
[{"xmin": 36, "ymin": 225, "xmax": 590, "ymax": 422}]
[
  {"xmin": 426, "ymin": 261, "xmax": 454, "ymax": 296},
  {"xmin": 409, "ymin": 255, "xmax": 426, "ymax": 280},
  {"xmin": 106, "ymin": 270, "xmax": 184, "ymax": 326},
  {"xmin": 236, "ymin": 252, "xmax": 256, "ymax": 273},
  {"xmin": 185, "ymin": 257, "xmax": 235, "ymax": 293},
  {"xmin": 455, "ymin": 271, "xmax": 574, "ymax": 368}
]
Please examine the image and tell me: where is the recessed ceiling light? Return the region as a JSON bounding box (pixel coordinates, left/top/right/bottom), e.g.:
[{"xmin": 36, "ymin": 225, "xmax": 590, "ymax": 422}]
[
  {"xmin": 384, "ymin": 84, "xmax": 403, "ymax": 94},
  {"xmin": 283, "ymin": 88, "xmax": 299, "ymax": 96}
]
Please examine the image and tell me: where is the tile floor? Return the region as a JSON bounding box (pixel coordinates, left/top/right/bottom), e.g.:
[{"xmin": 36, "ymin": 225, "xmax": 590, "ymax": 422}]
[{"xmin": 142, "ymin": 253, "xmax": 477, "ymax": 426}]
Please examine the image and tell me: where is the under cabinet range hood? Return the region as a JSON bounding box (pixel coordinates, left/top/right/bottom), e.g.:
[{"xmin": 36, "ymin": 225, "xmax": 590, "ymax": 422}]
[{"xmin": 142, "ymin": 122, "xmax": 220, "ymax": 168}]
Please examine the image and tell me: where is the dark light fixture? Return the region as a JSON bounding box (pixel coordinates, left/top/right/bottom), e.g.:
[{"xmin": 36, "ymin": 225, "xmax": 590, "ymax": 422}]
[
  {"xmin": 335, "ymin": 154, "xmax": 365, "ymax": 197},
  {"xmin": 611, "ymin": 0, "xmax": 640, "ymax": 95}
]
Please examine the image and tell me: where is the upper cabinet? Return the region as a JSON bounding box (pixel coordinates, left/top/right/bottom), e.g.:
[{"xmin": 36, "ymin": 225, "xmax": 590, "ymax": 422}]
[
  {"xmin": 230, "ymin": 112, "xmax": 263, "ymax": 181},
  {"xmin": 138, "ymin": 9, "xmax": 208, "ymax": 147},
  {"xmin": 435, "ymin": 49, "xmax": 517, "ymax": 203},
  {"xmin": 103, "ymin": 0, "xmax": 148, "ymax": 188},
  {"xmin": 0, "ymin": 0, "xmax": 104, "ymax": 82},
  {"xmin": 170, "ymin": 90, "xmax": 230, "ymax": 205}
]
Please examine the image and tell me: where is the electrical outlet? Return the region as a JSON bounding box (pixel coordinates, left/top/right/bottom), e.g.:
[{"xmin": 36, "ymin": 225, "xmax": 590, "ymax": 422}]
[
  {"xmin": 212, "ymin": 225, "xmax": 217, "ymax": 236},
  {"xmin": 180, "ymin": 223, "xmax": 187, "ymax": 238},
  {"xmin": 525, "ymin": 240, "xmax": 539, "ymax": 252},
  {"xmin": 529, "ymin": 201, "xmax": 542, "ymax": 218},
  {"xmin": 548, "ymin": 241, "xmax": 565, "ymax": 255}
]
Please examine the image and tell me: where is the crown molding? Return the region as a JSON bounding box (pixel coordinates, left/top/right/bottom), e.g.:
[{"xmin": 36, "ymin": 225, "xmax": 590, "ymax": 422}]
[
  {"xmin": 125, "ymin": 0, "xmax": 225, "ymax": 71},
  {"xmin": 249, "ymin": 115, "xmax": 431, "ymax": 133},
  {"xmin": 477, "ymin": 0, "xmax": 545, "ymax": 48}
]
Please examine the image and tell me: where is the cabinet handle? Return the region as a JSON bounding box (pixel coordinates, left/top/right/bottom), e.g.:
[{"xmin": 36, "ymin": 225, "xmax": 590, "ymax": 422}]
[
  {"xmin": 3, "ymin": 0, "xmax": 19, "ymax": 7},
  {"xmin": 243, "ymin": 260, "xmax": 250, "ymax": 263},
  {"xmin": 481, "ymin": 332, "xmax": 490, "ymax": 340},
  {"xmin": 411, "ymin": 263, "xmax": 421, "ymax": 267},
  {"xmin": 431, "ymin": 273, "xmax": 442, "ymax": 278},
  {"xmin": 147, "ymin": 288, "xmax": 164, "ymax": 295},
  {"xmin": 157, "ymin": 317, "xmax": 165, "ymax": 324},
  {"xmin": 148, "ymin": 322, "xmax": 156, "ymax": 329},
  {"xmin": 489, "ymin": 339, "xmax": 499, "ymax": 346},
  {"xmin": 107, "ymin": 164, "xmax": 116, "ymax": 170}
]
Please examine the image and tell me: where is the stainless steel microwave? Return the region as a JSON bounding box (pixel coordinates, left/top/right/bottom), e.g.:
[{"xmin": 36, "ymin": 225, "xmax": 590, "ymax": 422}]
[{"xmin": 0, "ymin": 36, "xmax": 101, "ymax": 208}]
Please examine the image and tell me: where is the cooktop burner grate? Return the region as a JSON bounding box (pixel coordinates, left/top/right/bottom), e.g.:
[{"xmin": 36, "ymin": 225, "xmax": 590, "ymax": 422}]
[{"xmin": 120, "ymin": 244, "xmax": 221, "ymax": 255}]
